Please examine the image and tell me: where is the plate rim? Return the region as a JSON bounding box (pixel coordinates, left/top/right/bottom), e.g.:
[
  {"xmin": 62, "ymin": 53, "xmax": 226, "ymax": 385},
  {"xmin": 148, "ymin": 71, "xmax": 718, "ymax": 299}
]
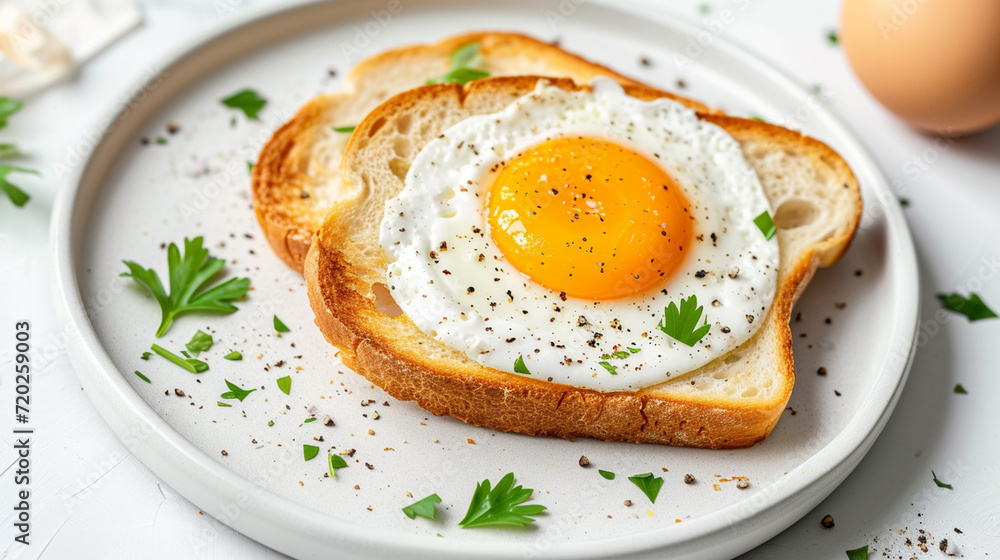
[{"xmin": 50, "ymin": 1, "xmax": 920, "ymax": 558}]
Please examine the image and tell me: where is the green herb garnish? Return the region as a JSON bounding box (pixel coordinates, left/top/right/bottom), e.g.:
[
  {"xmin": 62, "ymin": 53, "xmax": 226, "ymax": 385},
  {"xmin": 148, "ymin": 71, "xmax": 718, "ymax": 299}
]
[
  {"xmin": 155, "ymin": 137, "xmax": 167, "ymax": 145},
  {"xmin": 899, "ymin": 197, "xmax": 910, "ymax": 207},
  {"xmin": 954, "ymin": 384, "xmax": 968, "ymax": 394},
  {"xmin": 274, "ymin": 315, "xmax": 290, "ymax": 333},
  {"xmin": 751, "ymin": 115, "xmax": 766, "ymax": 122},
  {"xmin": 150, "ymin": 344, "xmax": 209, "ymax": 373},
  {"xmin": 217, "ymin": 402, "xmax": 232, "ymax": 407},
  {"xmin": 597, "ymin": 361, "xmax": 617, "ymax": 375},
  {"xmin": 303, "ymin": 444, "xmax": 319, "ymax": 461},
  {"xmin": 304, "ymin": 417, "xmax": 316, "ymax": 423},
  {"xmin": 403, "ymin": 493, "xmax": 442, "ymax": 520},
  {"xmin": 141, "ymin": 351, "xmax": 152, "ymax": 361},
  {"xmin": 827, "ymin": 30, "xmax": 839, "ymax": 45},
  {"xmin": 845, "ymin": 545, "xmax": 868, "ymax": 560},
  {"xmin": 753, "ymin": 210, "xmax": 777, "ymax": 240},
  {"xmin": 514, "ymin": 355, "xmax": 530, "ymax": 375},
  {"xmin": 427, "ymin": 43, "xmax": 490, "ymax": 85},
  {"xmin": 601, "ymin": 350, "xmax": 631, "ymax": 360},
  {"xmin": 931, "ymin": 470, "xmax": 953, "ymax": 489},
  {"xmin": 628, "ymin": 472, "xmax": 664, "ymax": 504},
  {"xmin": 328, "ymin": 453, "xmax": 348, "ymax": 477},
  {"xmin": 134, "ymin": 370, "xmax": 151, "ymax": 383},
  {"xmin": 658, "ymin": 294, "xmax": 711, "ymax": 346},
  {"xmin": 224, "ymin": 351, "xmax": 242, "ymax": 360},
  {"xmin": 247, "ymin": 161, "xmax": 254, "ymax": 173},
  {"xmin": 221, "ymin": 89, "xmax": 267, "ymax": 120},
  {"xmin": 220, "ymin": 379, "xmax": 256, "ymax": 402},
  {"xmin": 1, "ymin": 165, "xmax": 38, "ymax": 208},
  {"xmin": 267, "ymin": 420, "xmax": 274, "ymax": 426},
  {"xmin": 185, "ymin": 330, "xmax": 214, "ymax": 355},
  {"xmin": 599, "ymin": 470, "xmax": 615, "ymax": 480},
  {"xmin": 121, "ymin": 237, "xmax": 250, "ymax": 337},
  {"xmin": 937, "ymin": 292, "xmax": 997, "ymax": 322},
  {"xmin": 0, "ymin": 144, "xmax": 20, "ymax": 159},
  {"xmin": 627, "ymin": 347, "xmax": 641, "ymax": 354},
  {"xmin": 458, "ymin": 472, "xmax": 546, "ymax": 529},
  {"xmin": 332, "ymin": 125, "xmax": 356, "ymax": 133},
  {"xmin": 0, "ymin": 98, "xmax": 24, "ymax": 130},
  {"xmin": 277, "ymin": 375, "xmax": 292, "ymax": 395}
]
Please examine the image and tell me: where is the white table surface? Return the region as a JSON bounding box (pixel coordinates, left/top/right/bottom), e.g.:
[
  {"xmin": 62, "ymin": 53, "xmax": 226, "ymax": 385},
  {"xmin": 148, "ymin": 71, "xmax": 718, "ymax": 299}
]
[{"xmin": 2, "ymin": 0, "xmax": 998, "ymax": 558}]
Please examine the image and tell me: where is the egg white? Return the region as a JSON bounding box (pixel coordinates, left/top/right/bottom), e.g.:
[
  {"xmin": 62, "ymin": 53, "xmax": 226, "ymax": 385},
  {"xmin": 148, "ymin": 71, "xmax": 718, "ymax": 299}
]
[{"xmin": 380, "ymin": 79, "xmax": 778, "ymax": 391}]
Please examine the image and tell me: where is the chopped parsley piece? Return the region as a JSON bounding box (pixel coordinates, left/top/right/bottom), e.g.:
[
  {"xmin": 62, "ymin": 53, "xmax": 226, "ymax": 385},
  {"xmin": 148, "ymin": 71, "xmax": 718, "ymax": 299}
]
[
  {"xmin": 597, "ymin": 361, "xmax": 618, "ymax": 375},
  {"xmin": 0, "ymin": 98, "xmax": 24, "ymax": 130},
  {"xmin": 121, "ymin": 237, "xmax": 250, "ymax": 337},
  {"xmin": 276, "ymin": 375, "xmax": 292, "ymax": 395},
  {"xmin": 155, "ymin": 137, "xmax": 167, "ymax": 145},
  {"xmin": 274, "ymin": 315, "xmax": 290, "ymax": 333},
  {"xmin": 931, "ymin": 470, "xmax": 953, "ymax": 489},
  {"xmin": 627, "ymin": 347, "xmax": 641, "ymax": 354},
  {"xmin": 332, "ymin": 125, "xmax": 356, "ymax": 133},
  {"xmin": 0, "ymin": 143, "xmax": 20, "ymax": 159},
  {"xmin": 954, "ymin": 383, "xmax": 968, "ymax": 394},
  {"xmin": 402, "ymin": 493, "xmax": 441, "ymax": 520},
  {"xmin": 303, "ymin": 444, "xmax": 319, "ymax": 461},
  {"xmin": 185, "ymin": 330, "xmax": 214, "ymax": 355},
  {"xmin": 753, "ymin": 210, "xmax": 777, "ymax": 240},
  {"xmin": 514, "ymin": 355, "xmax": 530, "ymax": 375},
  {"xmin": 899, "ymin": 197, "xmax": 910, "ymax": 207},
  {"xmin": 845, "ymin": 545, "xmax": 868, "ymax": 560},
  {"xmin": 150, "ymin": 344, "xmax": 208, "ymax": 373},
  {"xmin": 267, "ymin": 420, "xmax": 274, "ymax": 426},
  {"xmin": 303, "ymin": 417, "xmax": 316, "ymax": 423},
  {"xmin": 247, "ymin": 161, "xmax": 253, "ymax": 172},
  {"xmin": 134, "ymin": 370, "xmax": 151, "ymax": 383},
  {"xmin": 751, "ymin": 115, "xmax": 766, "ymax": 122},
  {"xmin": 427, "ymin": 42, "xmax": 490, "ymax": 85},
  {"xmin": 224, "ymin": 351, "xmax": 242, "ymax": 360},
  {"xmin": 937, "ymin": 292, "xmax": 997, "ymax": 322},
  {"xmin": 601, "ymin": 350, "xmax": 631, "ymax": 360},
  {"xmin": 328, "ymin": 453, "xmax": 348, "ymax": 477},
  {"xmin": 458, "ymin": 472, "xmax": 546, "ymax": 528},
  {"xmin": 221, "ymin": 89, "xmax": 267, "ymax": 120},
  {"xmin": 628, "ymin": 472, "xmax": 664, "ymax": 504},
  {"xmin": 827, "ymin": 30, "xmax": 839, "ymax": 45},
  {"xmin": 140, "ymin": 351, "xmax": 152, "ymax": 361},
  {"xmin": 598, "ymin": 469, "xmax": 615, "ymax": 480},
  {"xmin": 220, "ymin": 379, "xmax": 255, "ymax": 402},
  {"xmin": 658, "ymin": 294, "xmax": 711, "ymax": 346},
  {"xmin": 0, "ymin": 165, "xmax": 38, "ymax": 208},
  {"xmin": 217, "ymin": 401, "xmax": 232, "ymax": 407}
]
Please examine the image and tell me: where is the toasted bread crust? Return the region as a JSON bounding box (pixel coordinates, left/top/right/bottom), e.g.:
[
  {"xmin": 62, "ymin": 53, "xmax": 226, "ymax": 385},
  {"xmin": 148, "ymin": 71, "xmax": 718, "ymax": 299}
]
[
  {"xmin": 305, "ymin": 77, "xmax": 862, "ymax": 448},
  {"xmin": 251, "ymin": 32, "xmax": 712, "ymax": 272}
]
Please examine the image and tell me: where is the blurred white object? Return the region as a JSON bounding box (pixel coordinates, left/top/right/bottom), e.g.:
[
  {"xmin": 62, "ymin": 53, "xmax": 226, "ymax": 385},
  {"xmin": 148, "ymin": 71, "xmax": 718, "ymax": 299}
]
[{"xmin": 0, "ymin": 0, "xmax": 141, "ymax": 98}]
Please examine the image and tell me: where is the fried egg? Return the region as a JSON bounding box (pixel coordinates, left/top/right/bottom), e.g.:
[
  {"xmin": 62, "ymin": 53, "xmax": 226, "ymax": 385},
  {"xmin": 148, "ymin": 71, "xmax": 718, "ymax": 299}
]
[{"xmin": 380, "ymin": 79, "xmax": 778, "ymax": 391}]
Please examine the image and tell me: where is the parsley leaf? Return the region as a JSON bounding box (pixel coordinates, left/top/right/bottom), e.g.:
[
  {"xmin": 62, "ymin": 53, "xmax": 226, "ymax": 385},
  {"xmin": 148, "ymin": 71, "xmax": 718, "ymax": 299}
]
[
  {"xmin": 303, "ymin": 444, "xmax": 319, "ymax": 461},
  {"xmin": 627, "ymin": 347, "xmax": 641, "ymax": 354},
  {"xmin": 514, "ymin": 355, "xmax": 530, "ymax": 375},
  {"xmin": 458, "ymin": 473, "xmax": 546, "ymax": 529},
  {"xmin": 845, "ymin": 545, "xmax": 868, "ymax": 560},
  {"xmin": 121, "ymin": 237, "xmax": 250, "ymax": 337},
  {"xmin": 0, "ymin": 165, "xmax": 38, "ymax": 208},
  {"xmin": 402, "ymin": 493, "xmax": 441, "ymax": 520},
  {"xmin": 598, "ymin": 361, "xmax": 618, "ymax": 375},
  {"xmin": 140, "ymin": 351, "xmax": 152, "ymax": 360},
  {"xmin": 134, "ymin": 370, "xmax": 151, "ymax": 383},
  {"xmin": 937, "ymin": 292, "xmax": 997, "ymax": 322},
  {"xmin": 276, "ymin": 375, "xmax": 292, "ymax": 395},
  {"xmin": 218, "ymin": 402, "xmax": 232, "ymax": 407},
  {"xmin": 185, "ymin": 330, "xmax": 214, "ymax": 355},
  {"xmin": 827, "ymin": 30, "xmax": 839, "ymax": 45},
  {"xmin": 303, "ymin": 417, "xmax": 315, "ymax": 423},
  {"xmin": 658, "ymin": 294, "xmax": 711, "ymax": 346},
  {"xmin": 753, "ymin": 210, "xmax": 777, "ymax": 240},
  {"xmin": 220, "ymin": 379, "xmax": 256, "ymax": 402},
  {"xmin": 598, "ymin": 469, "xmax": 615, "ymax": 480},
  {"xmin": 332, "ymin": 125, "xmax": 356, "ymax": 133},
  {"xmin": 247, "ymin": 161, "xmax": 253, "ymax": 173},
  {"xmin": 150, "ymin": 344, "xmax": 208, "ymax": 373},
  {"xmin": 954, "ymin": 383, "xmax": 968, "ymax": 394},
  {"xmin": 221, "ymin": 89, "xmax": 267, "ymax": 120},
  {"xmin": 931, "ymin": 470, "xmax": 953, "ymax": 489},
  {"xmin": 224, "ymin": 351, "xmax": 242, "ymax": 360},
  {"xmin": 601, "ymin": 350, "xmax": 631, "ymax": 360},
  {"xmin": 0, "ymin": 143, "xmax": 20, "ymax": 159},
  {"xmin": 427, "ymin": 42, "xmax": 490, "ymax": 85},
  {"xmin": 628, "ymin": 472, "xmax": 664, "ymax": 504},
  {"xmin": 0, "ymin": 98, "xmax": 23, "ymax": 130},
  {"xmin": 328, "ymin": 453, "xmax": 348, "ymax": 477},
  {"xmin": 274, "ymin": 315, "xmax": 290, "ymax": 333}
]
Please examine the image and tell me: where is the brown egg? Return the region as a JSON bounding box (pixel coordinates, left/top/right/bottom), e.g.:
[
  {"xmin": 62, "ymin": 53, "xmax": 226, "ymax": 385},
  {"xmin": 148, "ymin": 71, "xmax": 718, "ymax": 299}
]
[{"xmin": 841, "ymin": 0, "xmax": 1000, "ymax": 134}]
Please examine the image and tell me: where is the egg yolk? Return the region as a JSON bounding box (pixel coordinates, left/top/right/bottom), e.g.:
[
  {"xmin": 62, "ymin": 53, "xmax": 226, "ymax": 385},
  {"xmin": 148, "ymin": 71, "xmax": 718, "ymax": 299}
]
[{"xmin": 488, "ymin": 137, "xmax": 693, "ymax": 300}]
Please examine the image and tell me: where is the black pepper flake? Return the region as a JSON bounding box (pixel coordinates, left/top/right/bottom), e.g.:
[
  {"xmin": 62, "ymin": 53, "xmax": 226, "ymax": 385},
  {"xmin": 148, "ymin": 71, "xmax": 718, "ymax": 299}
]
[
  {"xmin": 721, "ymin": 326, "xmax": 731, "ymax": 334},
  {"xmin": 467, "ymin": 286, "xmax": 475, "ymax": 294},
  {"xmin": 578, "ymin": 455, "xmax": 590, "ymax": 467},
  {"xmin": 167, "ymin": 122, "xmax": 180, "ymax": 134},
  {"xmin": 439, "ymin": 241, "xmax": 448, "ymax": 251},
  {"xmin": 821, "ymin": 514, "xmax": 834, "ymax": 528},
  {"xmin": 174, "ymin": 388, "xmax": 185, "ymax": 397},
  {"xmin": 695, "ymin": 270, "xmax": 707, "ymax": 278},
  {"xmin": 221, "ymin": 450, "xmax": 228, "ymax": 456},
  {"xmin": 834, "ymin": 390, "xmax": 842, "ymax": 396},
  {"xmin": 639, "ymin": 56, "xmax": 652, "ymax": 66},
  {"xmin": 300, "ymin": 191, "xmax": 310, "ymax": 199},
  {"xmin": 559, "ymin": 292, "xmax": 567, "ymax": 301},
  {"xmin": 365, "ymin": 463, "xmax": 374, "ymax": 470},
  {"xmin": 817, "ymin": 367, "xmax": 827, "ymax": 375},
  {"xmin": 684, "ymin": 473, "xmax": 695, "ymax": 484}
]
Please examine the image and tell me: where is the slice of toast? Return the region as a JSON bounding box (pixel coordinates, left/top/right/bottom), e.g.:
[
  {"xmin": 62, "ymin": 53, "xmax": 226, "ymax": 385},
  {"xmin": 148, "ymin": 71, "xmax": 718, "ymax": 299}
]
[
  {"xmin": 252, "ymin": 32, "xmax": 713, "ymax": 272},
  {"xmin": 305, "ymin": 77, "xmax": 862, "ymax": 449}
]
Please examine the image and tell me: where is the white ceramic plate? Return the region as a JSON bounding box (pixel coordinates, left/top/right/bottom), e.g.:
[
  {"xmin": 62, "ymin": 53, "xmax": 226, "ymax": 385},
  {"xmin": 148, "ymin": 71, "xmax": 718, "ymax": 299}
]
[{"xmin": 51, "ymin": 1, "xmax": 919, "ymax": 558}]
